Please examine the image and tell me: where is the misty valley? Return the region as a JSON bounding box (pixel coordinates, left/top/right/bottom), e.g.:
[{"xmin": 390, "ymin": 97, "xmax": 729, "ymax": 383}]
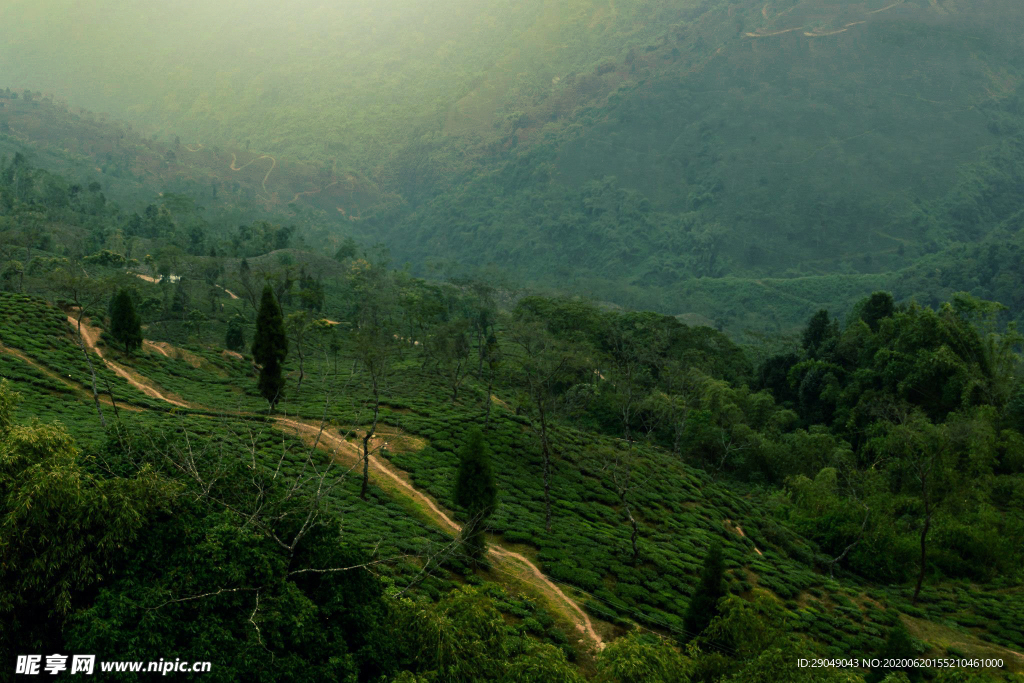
[{"xmin": 2, "ymin": 0, "xmax": 1024, "ymax": 681}]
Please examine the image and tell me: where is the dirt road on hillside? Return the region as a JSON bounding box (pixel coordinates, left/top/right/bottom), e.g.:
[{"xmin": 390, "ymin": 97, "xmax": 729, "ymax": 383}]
[
  {"xmin": 51, "ymin": 317, "xmax": 605, "ymax": 650},
  {"xmin": 67, "ymin": 315, "xmax": 190, "ymax": 408},
  {"xmin": 275, "ymin": 418, "xmax": 606, "ymax": 649}
]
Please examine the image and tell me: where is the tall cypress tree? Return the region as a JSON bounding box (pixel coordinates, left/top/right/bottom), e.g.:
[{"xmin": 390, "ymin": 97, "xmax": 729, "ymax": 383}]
[
  {"xmin": 683, "ymin": 540, "xmax": 726, "ymax": 640},
  {"xmin": 109, "ymin": 288, "xmax": 142, "ymax": 355},
  {"xmin": 252, "ymin": 285, "xmax": 288, "ymax": 409},
  {"xmin": 453, "ymin": 429, "xmax": 498, "ymax": 561}
]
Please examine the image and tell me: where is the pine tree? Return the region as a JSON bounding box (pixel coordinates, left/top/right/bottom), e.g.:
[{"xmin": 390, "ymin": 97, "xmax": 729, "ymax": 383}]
[
  {"xmin": 109, "ymin": 288, "xmax": 142, "ymax": 355},
  {"xmin": 453, "ymin": 429, "xmax": 498, "ymax": 561},
  {"xmin": 683, "ymin": 540, "xmax": 726, "ymax": 640},
  {"xmin": 252, "ymin": 285, "xmax": 288, "ymax": 409}
]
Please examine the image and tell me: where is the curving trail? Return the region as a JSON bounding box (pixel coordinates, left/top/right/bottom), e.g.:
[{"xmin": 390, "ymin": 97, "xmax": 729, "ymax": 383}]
[
  {"xmin": 868, "ymin": 0, "xmax": 903, "ymax": 15},
  {"xmin": 746, "ymin": 0, "xmax": 904, "ymax": 39},
  {"xmin": 184, "ymin": 142, "xmax": 344, "ymax": 210},
  {"xmin": 276, "ymin": 418, "xmax": 606, "ymax": 650},
  {"xmin": 68, "ymin": 315, "xmax": 190, "ymax": 408},
  {"xmin": 230, "ymin": 153, "xmax": 277, "ymax": 199},
  {"xmin": 132, "ymin": 273, "xmax": 238, "ymax": 300},
  {"xmin": 52, "ymin": 317, "xmax": 605, "ymax": 651},
  {"xmin": 746, "ymin": 26, "xmax": 804, "ymax": 37},
  {"xmin": 805, "ymin": 28, "xmax": 847, "ymax": 36},
  {"xmin": 289, "ymin": 180, "xmax": 340, "ymax": 205},
  {"xmin": 726, "ymin": 519, "xmax": 763, "ymax": 556}
]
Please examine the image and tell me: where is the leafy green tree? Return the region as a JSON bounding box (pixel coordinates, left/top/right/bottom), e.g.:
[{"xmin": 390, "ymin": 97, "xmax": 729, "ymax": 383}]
[
  {"xmin": 334, "ymin": 236, "xmax": 359, "ymax": 261},
  {"xmin": 431, "ymin": 318, "xmax": 473, "ymax": 403},
  {"xmin": 453, "ymin": 430, "xmax": 498, "ymax": 561},
  {"xmin": 348, "ymin": 258, "xmax": 398, "ymax": 499},
  {"xmin": 395, "ymin": 586, "xmax": 511, "ymax": 682},
  {"xmin": 225, "ymin": 314, "xmax": 246, "ymax": 352},
  {"xmin": 501, "ymin": 643, "xmax": 585, "ymax": 683},
  {"xmin": 252, "ymin": 285, "xmax": 288, "ymax": 409},
  {"xmin": 856, "ymin": 291, "xmax": 896, "ymax": 332},
  {"xmin": 595, "ymin": 631, "xmax": 691, "ymax": 683},
  {"xmin": 109, "ymin": 287, "xmax": 142, "ymax": 355},
  {"xmin": 170, "ymin": 280, "xmax": 189, "ymax": 319},
  {"xmin": 801, "ymin": 309, "xmax": 839, "ymax": 358},
  {"xmin": 683, "ymin": 540, "xmax": 726, "ymax": 640},
  {"xmin": 867, "ymin": 410, "xmax": 953, "ymax": 603},
  {"xmin": 696, "ymin": 592, "xmax": 861, "ymax": 683},
  {"xmin": 0, "ymin": 382, "xmax": 176, "ymax": 654},
  {"xmin": 868, "ymin": 622, "xmax": 921, "ymax": 683}
]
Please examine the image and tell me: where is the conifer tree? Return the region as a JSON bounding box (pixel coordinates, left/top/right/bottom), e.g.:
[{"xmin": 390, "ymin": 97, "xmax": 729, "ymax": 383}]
[
  {"xmin": 109, "ymin": 288, "xmax": 142, "ymax": 355},
  {"xmin": 252, "ymin": 285, "xmax": 288, "ymax": 409},
  {"xmin": 453, "ymin": 429, "xmax": 498, "ymax": 561},
  {"xmin": 683, "ymin": 540, "xmax": 726, "ymax": 640}
]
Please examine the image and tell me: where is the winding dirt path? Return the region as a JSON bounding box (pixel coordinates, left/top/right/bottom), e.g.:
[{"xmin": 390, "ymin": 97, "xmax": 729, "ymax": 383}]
[
  {"xmin": 726, "ymin": 519, "xmax": 763, "ymax": 556},
  {"xmin": 55, "ymin": 317, "xmax": 605, "ymax": 650},
  {"xmin": 67, "ymin": 315, "xmax": 190, "ymax": 408},
  {"xmin": 230, "ymin": 153, "xmax": 277, "ymax": 199},
  {"xmin": 183, "ymin": 141, "xmax": 344, "ymax": 209},
  {"xmin": 132, "ymin": 273, "xmax": 238, "ymax": 300},
  {"xmin": 272, "ymin": 417, "xmax": 605, "ymax": 650},
  {"xmin": 746, "ymin": 0, "xmax": 903, "ymax": 39},
  {"xmin": 289, "ymin": 180, "xmax": 339, "ymax": 205}
]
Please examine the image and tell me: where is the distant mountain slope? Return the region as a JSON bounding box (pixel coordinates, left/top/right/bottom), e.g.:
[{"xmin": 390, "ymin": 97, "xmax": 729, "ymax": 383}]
[{"xmin": 4, "ymin": 0, "xmax": 1024, "ymax": 331}]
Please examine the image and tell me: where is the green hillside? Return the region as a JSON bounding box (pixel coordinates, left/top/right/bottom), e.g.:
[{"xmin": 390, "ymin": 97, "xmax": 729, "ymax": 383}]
[
  {"xmin": 6, "ymin": 0, "xmax": 1024, "ymax": 329},
  {"xmin": 2, "ymin": 149, "xmax": 1024, "ymax": 680}
]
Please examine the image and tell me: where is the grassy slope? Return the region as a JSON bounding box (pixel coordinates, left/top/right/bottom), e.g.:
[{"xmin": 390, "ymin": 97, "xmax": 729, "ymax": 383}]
[{"xmin": 3, "ymin": 289, "xmax": 1022, "ymax": 673}]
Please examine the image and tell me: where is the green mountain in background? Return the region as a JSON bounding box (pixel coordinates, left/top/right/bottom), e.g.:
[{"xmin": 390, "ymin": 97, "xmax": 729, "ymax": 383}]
[{"xmin": 4, "ymin": 0, "xmax": 1024, "ymax": 333}]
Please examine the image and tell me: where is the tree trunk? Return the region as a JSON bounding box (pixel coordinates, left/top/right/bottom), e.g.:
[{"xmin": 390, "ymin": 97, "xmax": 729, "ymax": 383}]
[
  {"xmin": 104, "ymin": 377, "xmax": 121, "ymax": 424},
  {"xmin": 360, "ymin": 392, "xmax": 380, "ymax": 500},
  {"xmin": 484, "ymin": 370, "xmax": 494, "ymax": 431},
  {"xmin": 830, "ymin": 505, "xmax": 869, "ymax": 579},
  {"xmin": 539, "ymin": 402, "xmax": 552, "ymax": 533},
  {"xmin": 912, "ymin": 498, "xmax": 931, "ymax": 605},
  {"xmin": 625, "ymin": 501, "xmax": 640, "ymax": 565},
  {"xmin": 542, "ymin": 443, "xmax": 552, "ymax": 533},
  {"xmin": 75, "ymin": 315, "xmax": 106, "ymax": 429}
]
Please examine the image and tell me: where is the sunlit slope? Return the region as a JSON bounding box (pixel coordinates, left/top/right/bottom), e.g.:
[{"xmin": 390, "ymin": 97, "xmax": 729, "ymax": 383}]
[
  {"xmin": 380, "ymin": 0, "xmax": 1024, "ymax": 286},
  {"xmin": 5, "ymin": 0, "xmax": 1024, "ymax": 329},
  {"xmin": 0, "ymin": 0, "xmax": 689, "ymax": 167}
]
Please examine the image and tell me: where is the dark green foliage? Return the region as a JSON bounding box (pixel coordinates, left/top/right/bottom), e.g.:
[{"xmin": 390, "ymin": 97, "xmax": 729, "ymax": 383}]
[
  {"xmin": 867, "ymin": 621, "xmax": 923, "ymax": 683},
  {"xmin": 3, "ymin": 116, "xmax": 1024, "ymax": 676},
  {"xmin": 0, "ymin": 382, "xmax": 177, "ymax": 654},
  {"xmin": 683, "ymin": 540, "xmax": 727, "ymax": 642},
  {"xmin": 252, "ymin": 285, "xmax": 287, "ymax": 408},
  {"xmin": 454, "ymin": 429, "xmax": 498, "ymax": 560},
  {"xmin": 225, "ymin": 315, "xmax": 246, "ymax": 352},
  {"xmin": 109, "ymin": 288, "xmax": 142, "ymax": 355},
  {"xmin": 856, "ymin": 292, "xmax": 897, "ymax": 332},
  {"xmin": 801, "ymin": 310, "xmax": 839, "ymax": 358}
]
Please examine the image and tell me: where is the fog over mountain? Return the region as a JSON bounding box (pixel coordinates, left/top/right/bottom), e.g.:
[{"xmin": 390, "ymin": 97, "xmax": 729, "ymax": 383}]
[{"xmin": 2, "ymin": 2, "xmax": 1024, "ymax": 680}]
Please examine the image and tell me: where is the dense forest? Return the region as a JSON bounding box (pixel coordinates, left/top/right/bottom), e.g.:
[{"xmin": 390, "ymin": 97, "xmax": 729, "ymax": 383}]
[
  {"xmin": 1, "ymin": 140, "xmax": 1022, "ymax": 681},
  {"xmin": 2, "ymin": 0, "xmax": 1024, "ymax": 680}
]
